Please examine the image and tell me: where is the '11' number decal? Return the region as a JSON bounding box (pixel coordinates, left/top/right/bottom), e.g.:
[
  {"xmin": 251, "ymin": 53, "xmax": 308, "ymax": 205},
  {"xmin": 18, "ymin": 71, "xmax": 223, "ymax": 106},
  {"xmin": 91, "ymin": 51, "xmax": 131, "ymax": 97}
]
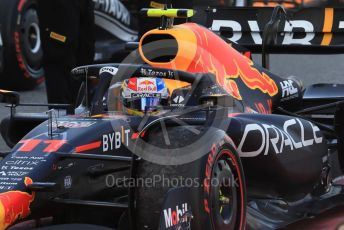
[{"xmin": 18, "ymin": 139, "xmax": 66, "ymax": 153}]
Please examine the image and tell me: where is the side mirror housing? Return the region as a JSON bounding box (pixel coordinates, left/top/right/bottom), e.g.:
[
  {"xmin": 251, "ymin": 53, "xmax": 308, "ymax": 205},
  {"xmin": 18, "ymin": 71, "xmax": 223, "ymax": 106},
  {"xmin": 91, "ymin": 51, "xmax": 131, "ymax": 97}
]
[
  {"xmin": 199, "ymin": 94, "xmax": 234, "ymax": 108},
  {"xmin": 0, "ymin": 90, "xmax": 20, "ymax": 105}
]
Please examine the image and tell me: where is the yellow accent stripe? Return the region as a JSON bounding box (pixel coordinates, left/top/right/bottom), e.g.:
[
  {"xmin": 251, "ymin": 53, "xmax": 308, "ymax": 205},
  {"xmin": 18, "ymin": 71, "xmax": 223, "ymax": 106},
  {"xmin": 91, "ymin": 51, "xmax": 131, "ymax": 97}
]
[
  {"xmin": 321, "ymin": 8, "xmax": 334, "ymax": 46},
  {"xmin": 50, "ymin": 32, "xmax": 66, "ymax": 43},
  {"xmin": 122, "ymin": 126, "xmax": 124, "ymax": 143},
  {"xmin": 150, "ymin": 1, "xmax": 165, "ymax": 9},
  {"xmin": 145, "ymin": 9, "xmax": 194, "ymax": 18}
]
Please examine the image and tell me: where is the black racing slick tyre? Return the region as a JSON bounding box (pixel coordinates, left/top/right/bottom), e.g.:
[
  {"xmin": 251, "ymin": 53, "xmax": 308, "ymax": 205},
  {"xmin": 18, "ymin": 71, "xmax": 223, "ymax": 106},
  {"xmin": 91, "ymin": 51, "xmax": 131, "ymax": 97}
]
[
  {"xmin": 133, "ymin": 127, "xmax": 246, "ymax": 230},
  {"xmin": 0, "ymin": 0, "xmax": 44, "ymax": 90}
]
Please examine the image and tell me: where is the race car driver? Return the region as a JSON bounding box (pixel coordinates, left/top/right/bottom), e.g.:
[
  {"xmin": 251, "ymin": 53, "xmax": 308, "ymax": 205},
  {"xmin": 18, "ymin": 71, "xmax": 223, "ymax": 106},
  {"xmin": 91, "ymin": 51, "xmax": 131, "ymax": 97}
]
[
  {"xmin": 37, "ymin": 0, "xmax": 95, "ymax": 105},
  {"xmin": 110, "ymin": 77, "xmax": 169, "ymax": 116}
]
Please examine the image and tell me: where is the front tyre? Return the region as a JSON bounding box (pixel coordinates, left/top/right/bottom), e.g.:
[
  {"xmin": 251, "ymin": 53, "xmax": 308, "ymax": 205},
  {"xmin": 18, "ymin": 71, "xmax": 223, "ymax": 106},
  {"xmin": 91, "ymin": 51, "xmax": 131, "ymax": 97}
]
[
  {"xmin": 133, "ymin": 127, "xmax": 246, "ymax": 230},
  {"xmin": 0, "ymin": 0, "xmax": 44, "ymax": 90}
]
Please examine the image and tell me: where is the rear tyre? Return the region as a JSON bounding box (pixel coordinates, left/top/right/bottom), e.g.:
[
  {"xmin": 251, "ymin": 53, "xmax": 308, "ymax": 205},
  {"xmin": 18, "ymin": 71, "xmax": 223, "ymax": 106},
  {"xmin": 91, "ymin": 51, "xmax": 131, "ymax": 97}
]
[
  {"xmin": 134, "ymin": 127, "xmax": 246, "ymax": 230},
  {"xmin": 0, "ymin": 0, "xmax": 44, "ymax": 90},
  {"xmin": 210, "ymin": 148, "xmax": 243, "ymax": 230}
]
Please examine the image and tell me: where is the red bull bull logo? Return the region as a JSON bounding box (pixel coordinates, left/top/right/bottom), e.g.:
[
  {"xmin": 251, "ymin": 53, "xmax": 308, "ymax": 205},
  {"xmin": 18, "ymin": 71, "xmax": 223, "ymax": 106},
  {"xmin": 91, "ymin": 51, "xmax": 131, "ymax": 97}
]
[
  {"xmin": 141, "ymin": 80, "xmax": 155, "ymax": 86},
  {"xmin": 0, "ymin": 177, "xmax": 35, "ymax": 229},
  {"xmin": 186, "ymin": 23, "xmax": 278, "ymax": 100},
  {"xmin": 137, "ymin": 78, "xmax": 157, "ymax": 92}
]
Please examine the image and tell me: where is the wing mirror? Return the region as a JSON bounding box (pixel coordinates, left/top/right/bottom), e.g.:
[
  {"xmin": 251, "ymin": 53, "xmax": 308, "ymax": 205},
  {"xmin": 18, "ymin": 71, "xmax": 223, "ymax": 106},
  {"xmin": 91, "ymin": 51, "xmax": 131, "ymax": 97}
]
[
  {"xmin": 199, "ymin": 94, "xmax": 234, "ymax": 107},
  {"xmin": 0, "ymin": 90, "xmax": 20, "ymax": 105}
]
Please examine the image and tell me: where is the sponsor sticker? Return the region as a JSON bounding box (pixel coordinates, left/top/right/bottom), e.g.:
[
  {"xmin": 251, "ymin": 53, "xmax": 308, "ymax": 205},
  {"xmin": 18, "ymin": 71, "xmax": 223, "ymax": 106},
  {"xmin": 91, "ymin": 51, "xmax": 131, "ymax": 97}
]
[
  {"xmin": 102, "ymin": 126, "xmax": 131, "ymax": 152},
  {"xmin": 163, "ymin": 203, "xmax": 190, "ymax": 229},
  {"xmin": 51, "ymin": 121, "xmax": 96, "ymax": 129},
  {"xmin": 150, "ymin": 1, "xmax": 165, "ymax": 9},
  {"xmin": 64, "ymin": 176, "xmax": 72, "ymax": 189},
  {"xmin": 140, "ymin": 68, "xmax": 174, "ymax": 78},
  {"xmin": 280, "ymin": 80, "xmax": 299, "ymax": 101},
  {"xmin": 50, "ymin": 31, "xmax": 66, "ymax": 43},
  {"xmin": 5, "ymin": 160, "xmax": 40, "ymax": 166},
  {"xmin": 173, "ymin": 96, "xmax": 185, "ymax": 104},
  {"xmin": 99, "ymin": 66, "xmax": 119, "ymax": 76},
  {"xmin": 238, "ymin": 118, "xmax": 323, "ymax": 157},
  {"xmin": 131, "ymin": 93, "xmax": 161, "ymax": 98},
  {"xmin": 137, "ymin": 78, "xmax": 157, "ymax": 92}
]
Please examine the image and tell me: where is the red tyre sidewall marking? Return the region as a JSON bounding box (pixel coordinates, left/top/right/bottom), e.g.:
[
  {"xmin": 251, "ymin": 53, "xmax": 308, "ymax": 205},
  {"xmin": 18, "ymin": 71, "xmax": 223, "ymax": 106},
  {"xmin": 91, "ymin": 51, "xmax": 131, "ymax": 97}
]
[
  {"xmin": 15, "ymin": 0, "xmax": 31, "ymax": 80},
  {"xmin": 17, "ymin": 0, "xmax": 26, "ymax": 12},
  {"xmin": 220, "ymin": 149, "xmax": 245, "ymax": 230},
  {"xmin": 15, "ymin": 0, "xmax": 43, "ymax": 82},
  {"xmin": 203, "ymin": 141, "xmax": 246, "ymax": 230}
]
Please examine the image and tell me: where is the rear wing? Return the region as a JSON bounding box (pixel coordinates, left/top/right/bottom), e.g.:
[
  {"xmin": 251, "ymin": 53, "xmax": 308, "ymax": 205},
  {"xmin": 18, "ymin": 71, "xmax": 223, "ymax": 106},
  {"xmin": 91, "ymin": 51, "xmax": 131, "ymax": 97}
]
[{"xmin": 204, "ymin": 7, "xmax": 344, "ymax": 54}]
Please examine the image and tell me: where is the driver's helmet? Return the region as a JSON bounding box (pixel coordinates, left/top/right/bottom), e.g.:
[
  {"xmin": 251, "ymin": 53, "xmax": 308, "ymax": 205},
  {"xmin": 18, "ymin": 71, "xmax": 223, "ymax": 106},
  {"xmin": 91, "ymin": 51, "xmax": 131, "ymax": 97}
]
[{"xmin": 120, "ymin": 77, "xmax": 169, "ymax": 116}]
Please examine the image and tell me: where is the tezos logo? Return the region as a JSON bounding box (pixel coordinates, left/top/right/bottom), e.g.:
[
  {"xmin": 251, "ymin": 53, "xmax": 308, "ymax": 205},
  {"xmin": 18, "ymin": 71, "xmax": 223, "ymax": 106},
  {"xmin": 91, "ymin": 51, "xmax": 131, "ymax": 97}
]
[{"xmin": 140, "ymin": 68, "xmax": 174, "ymax": 78}]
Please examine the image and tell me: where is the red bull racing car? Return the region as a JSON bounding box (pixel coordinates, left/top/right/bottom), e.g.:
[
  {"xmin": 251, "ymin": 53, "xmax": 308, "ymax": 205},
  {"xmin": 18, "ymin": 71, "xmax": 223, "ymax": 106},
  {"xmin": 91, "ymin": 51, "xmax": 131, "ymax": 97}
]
[{"xmin": 0, "ymin": 6, "xmax": 344, "ymax": 230}]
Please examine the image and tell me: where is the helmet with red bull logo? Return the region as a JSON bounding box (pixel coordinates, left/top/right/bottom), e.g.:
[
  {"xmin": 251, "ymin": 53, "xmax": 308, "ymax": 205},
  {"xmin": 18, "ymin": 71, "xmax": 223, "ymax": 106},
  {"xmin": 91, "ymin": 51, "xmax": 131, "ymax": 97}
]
[{"xmin": 120, "ymin": 77, "xmax": 169, "ymax": 116}]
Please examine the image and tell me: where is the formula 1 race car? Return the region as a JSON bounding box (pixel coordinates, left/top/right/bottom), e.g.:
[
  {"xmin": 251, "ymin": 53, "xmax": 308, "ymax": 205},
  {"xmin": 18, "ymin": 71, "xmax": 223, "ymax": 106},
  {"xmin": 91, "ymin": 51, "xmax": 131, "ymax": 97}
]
[{"xmin": 0, "ymin": 6, "xmax": 344, "ymax": 230}]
